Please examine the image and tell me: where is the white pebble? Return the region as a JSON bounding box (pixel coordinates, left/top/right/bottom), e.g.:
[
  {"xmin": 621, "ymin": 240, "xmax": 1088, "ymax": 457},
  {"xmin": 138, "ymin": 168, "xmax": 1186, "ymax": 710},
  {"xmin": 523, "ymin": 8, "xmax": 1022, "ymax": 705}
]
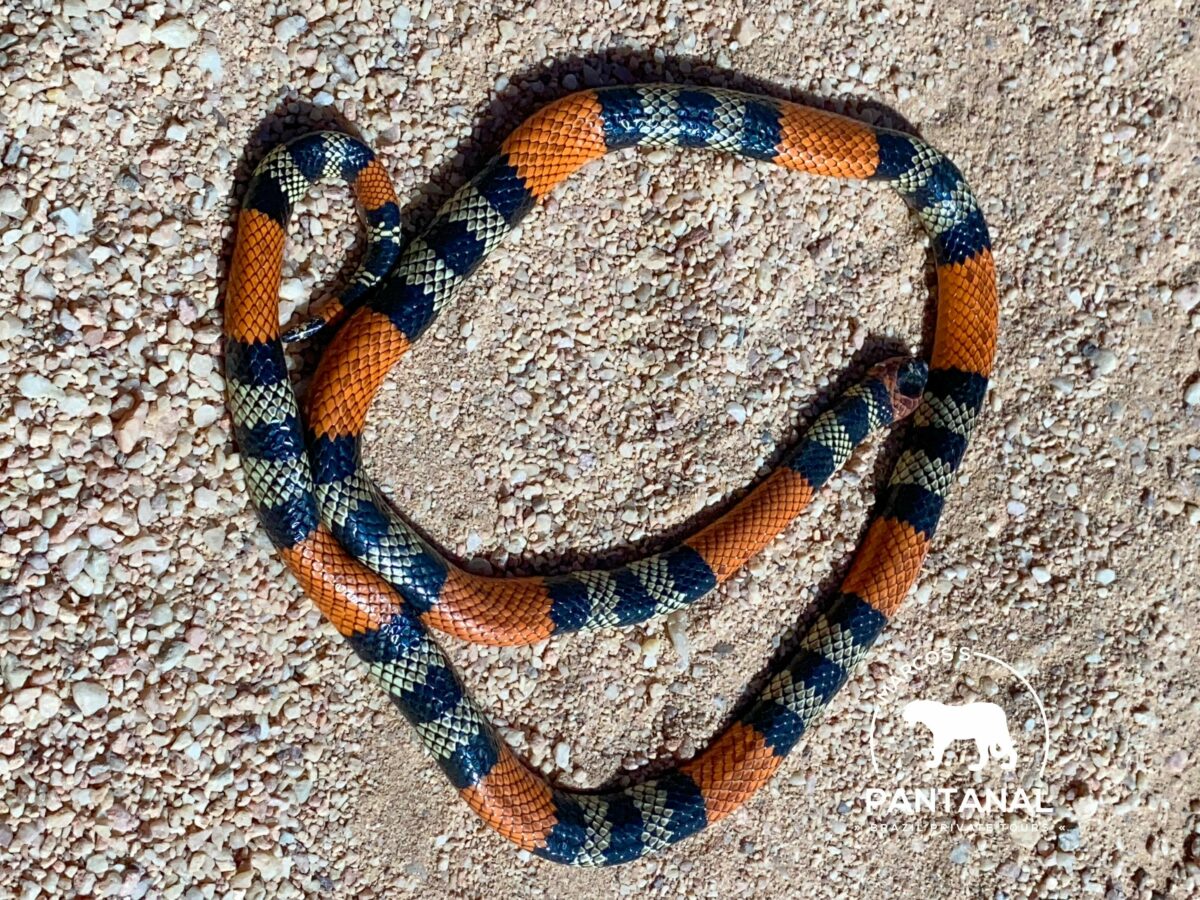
[
  {"xmin": 250, "ymin": 851, "xmax": 287, "ymax": 880},
  {"xmin": 197, "ymin": 46, "xmax": 224, "ymax": 82},
  {"xmin": 149, "ymin": 223, "xmax": 180, "ymax": 248},
  {"xmin": 734, "ymin": 18, "xmax": 760, "ymax": 45},
  {"xmin": 1091, "ymin": 348, "xmax": 1118, "ymax": 376},
  {"xmin": 1173, "ymin": 284, "xmax": 1200, "ymax": 313},
  {"xmin": 18, "ymin": 373, "xmax": 65, "ymax": 402},
  {"xmin": 152, "ymin": 18, "xmax": 199, "ymax": 48},
  {"xmin": 194, "ymin": 405, "xmax": 220, "ymax": 428},
  {"xmin": 51, "ymin": 207, "xmax": 87, "ymax": 236},
  {"xmin": 273, "ymin": 15, "xmax": 308, "ymax": 43},
  {"xmin": 554, "ymin": 741, "xmax": 571, "ymax": 769},
  {"xmin": 1073, "ymin": 796, "xmax": 1100, "ymax": 821},
  {"xmin": 0, "ymin": 187, "xmax": 22, "ymax": 217},
  {"xmin": 71, "ymin": 682, "xmax": 108, "ymax": 716},
  {"xmin": 1185, "ymin": 377, "xmax": 1200, "ymax": 406},
  {"xmin": 390, "ymin": 6, "xmax": 412, "ymax": 31},
  {"xmin": 641, "ymin": 636, "xmax": 661, "ymax": 666},
  {"xmin": 59, "ymin": 392, "xmax": 89, "ymax": 416},
  {"xmin": 666, "ymin": 613, "xmax": 690, "ymax": 671},
  {"xmin": 114, "ymin": 20, "xmax": 151, "ymax": 47},
  {"xmin": 68, "ymin": 68, "xmax": 109, "ymax": 101}
]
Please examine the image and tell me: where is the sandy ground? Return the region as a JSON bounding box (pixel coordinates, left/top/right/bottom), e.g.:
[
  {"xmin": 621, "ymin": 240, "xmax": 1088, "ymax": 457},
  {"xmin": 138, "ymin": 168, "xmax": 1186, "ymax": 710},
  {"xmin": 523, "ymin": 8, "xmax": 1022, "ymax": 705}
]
[{"xmin": 2, "ymin": 0, "xmax": 1199, "ymax": 897}]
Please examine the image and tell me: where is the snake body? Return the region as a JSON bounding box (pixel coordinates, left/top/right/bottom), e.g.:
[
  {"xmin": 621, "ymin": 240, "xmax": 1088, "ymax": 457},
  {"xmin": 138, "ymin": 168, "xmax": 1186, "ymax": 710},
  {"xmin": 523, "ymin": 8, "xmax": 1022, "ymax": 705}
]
[{"xmin": 226, "ymin": 85, "xmax": 997, "ymax": 866}]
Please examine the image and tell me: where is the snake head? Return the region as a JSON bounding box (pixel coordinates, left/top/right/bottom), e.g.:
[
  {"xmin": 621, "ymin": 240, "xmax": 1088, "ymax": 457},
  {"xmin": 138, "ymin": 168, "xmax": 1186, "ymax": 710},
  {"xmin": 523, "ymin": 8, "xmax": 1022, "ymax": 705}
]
[{"xmin": 868, "ymin": 356, "xmax": 929, "ymax": 422}]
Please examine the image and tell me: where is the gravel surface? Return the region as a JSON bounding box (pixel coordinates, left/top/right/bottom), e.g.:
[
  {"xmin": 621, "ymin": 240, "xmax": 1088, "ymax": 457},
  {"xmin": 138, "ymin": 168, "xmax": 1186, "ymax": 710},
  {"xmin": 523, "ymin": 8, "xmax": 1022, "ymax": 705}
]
[{"xmin": 2, "ymin": 0, "xmax": 1198, "ymax": 897}]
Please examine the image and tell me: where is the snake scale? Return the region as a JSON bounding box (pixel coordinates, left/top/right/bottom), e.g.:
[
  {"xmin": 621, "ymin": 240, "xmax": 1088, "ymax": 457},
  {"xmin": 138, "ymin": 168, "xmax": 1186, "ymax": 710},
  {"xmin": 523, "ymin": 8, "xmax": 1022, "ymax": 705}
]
[{"xmin": 225, "ymin": 84, "xmax": 997, "ymax": 866}]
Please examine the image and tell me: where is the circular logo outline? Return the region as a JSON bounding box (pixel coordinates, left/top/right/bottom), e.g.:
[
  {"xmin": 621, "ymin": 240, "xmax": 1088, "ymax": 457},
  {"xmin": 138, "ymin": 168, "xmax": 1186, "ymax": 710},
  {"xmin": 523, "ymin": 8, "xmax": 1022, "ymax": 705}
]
[{"xmin": 866, "ymin": 647, "xmax": 1051, "ymax": 783}]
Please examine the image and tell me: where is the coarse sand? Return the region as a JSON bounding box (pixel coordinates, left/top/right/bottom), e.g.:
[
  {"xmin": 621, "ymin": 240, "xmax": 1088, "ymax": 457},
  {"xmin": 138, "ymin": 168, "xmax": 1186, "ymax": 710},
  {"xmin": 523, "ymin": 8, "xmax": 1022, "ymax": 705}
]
[{"xmin": 1, "ymin": 0, "xmax": 1199, "ymax": 897}]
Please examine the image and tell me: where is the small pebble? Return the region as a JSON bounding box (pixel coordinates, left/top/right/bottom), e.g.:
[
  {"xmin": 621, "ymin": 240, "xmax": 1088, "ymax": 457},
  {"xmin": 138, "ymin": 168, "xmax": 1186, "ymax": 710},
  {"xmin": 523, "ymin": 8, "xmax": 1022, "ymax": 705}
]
[
  {"xmin": 1185, "ymin": 377, "xmax": 1200, "ymax": 406},
  {"xmin": 152, "ymin": 18, "xmax": 198, "ymax": 48},
  {"xmin": 17, "ymin": 373, "xmax": 64, "ymax": 402},
  {"xmin": 71, "ymin": 682, "xmax": 108, "ymax": 716},
  {"xmin": 1058, "ymin": 825, "xmax": 1082, "ymax": 852},
  {"xmin": 273, "ymin": 15, "xmax": 307, "ymax": 42},
  {"xmin": 1166, "ymin": 750, "xmax": 1188, "ymax": 774},
  {"xmin": 1090, "ymin": 348, "xmax": 1118, "ymax": 376},
  {"xmin": 554, "ymin": 741, "xmax": 571, "ymax": 770}
]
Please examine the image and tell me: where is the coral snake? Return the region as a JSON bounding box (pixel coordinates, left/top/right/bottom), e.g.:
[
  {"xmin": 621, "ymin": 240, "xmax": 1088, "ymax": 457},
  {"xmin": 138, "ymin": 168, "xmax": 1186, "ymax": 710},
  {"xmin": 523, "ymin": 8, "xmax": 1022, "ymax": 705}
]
[{"xmin": 225, "ymin": 84, "xmax": 997, "ymax": 866}]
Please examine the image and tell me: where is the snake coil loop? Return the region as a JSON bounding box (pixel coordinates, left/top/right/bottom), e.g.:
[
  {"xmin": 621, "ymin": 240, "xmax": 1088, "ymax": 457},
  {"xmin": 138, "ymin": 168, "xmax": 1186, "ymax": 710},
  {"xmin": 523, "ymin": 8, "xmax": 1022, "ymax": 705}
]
[{"xmin": 226, "ymin": 85, "xmax": 997, "ymax": 866}]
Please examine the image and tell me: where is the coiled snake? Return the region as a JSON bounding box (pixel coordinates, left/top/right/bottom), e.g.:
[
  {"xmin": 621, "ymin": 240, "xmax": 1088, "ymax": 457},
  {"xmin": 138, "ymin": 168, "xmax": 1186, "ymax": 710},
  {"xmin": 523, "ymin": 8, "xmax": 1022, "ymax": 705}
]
[{"xmin": 225, "ymin": 85, "xmax": 997, "ymax": 866}]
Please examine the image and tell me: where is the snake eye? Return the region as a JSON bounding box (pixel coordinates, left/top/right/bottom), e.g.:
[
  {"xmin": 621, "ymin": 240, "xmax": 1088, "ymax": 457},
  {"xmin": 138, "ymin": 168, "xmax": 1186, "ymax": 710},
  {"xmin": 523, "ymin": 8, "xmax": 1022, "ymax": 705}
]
[{"xmin": 896, "ymin": 358, "xmax": 929, "ymax": 398}]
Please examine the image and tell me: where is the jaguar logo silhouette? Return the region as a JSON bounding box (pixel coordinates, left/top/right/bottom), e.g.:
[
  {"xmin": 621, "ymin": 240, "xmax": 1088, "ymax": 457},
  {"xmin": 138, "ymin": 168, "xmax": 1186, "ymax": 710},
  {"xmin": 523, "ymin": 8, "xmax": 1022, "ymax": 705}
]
[{"xmin": 901, "ymin": 699, "xmax": 1018, "ymax": 772}]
